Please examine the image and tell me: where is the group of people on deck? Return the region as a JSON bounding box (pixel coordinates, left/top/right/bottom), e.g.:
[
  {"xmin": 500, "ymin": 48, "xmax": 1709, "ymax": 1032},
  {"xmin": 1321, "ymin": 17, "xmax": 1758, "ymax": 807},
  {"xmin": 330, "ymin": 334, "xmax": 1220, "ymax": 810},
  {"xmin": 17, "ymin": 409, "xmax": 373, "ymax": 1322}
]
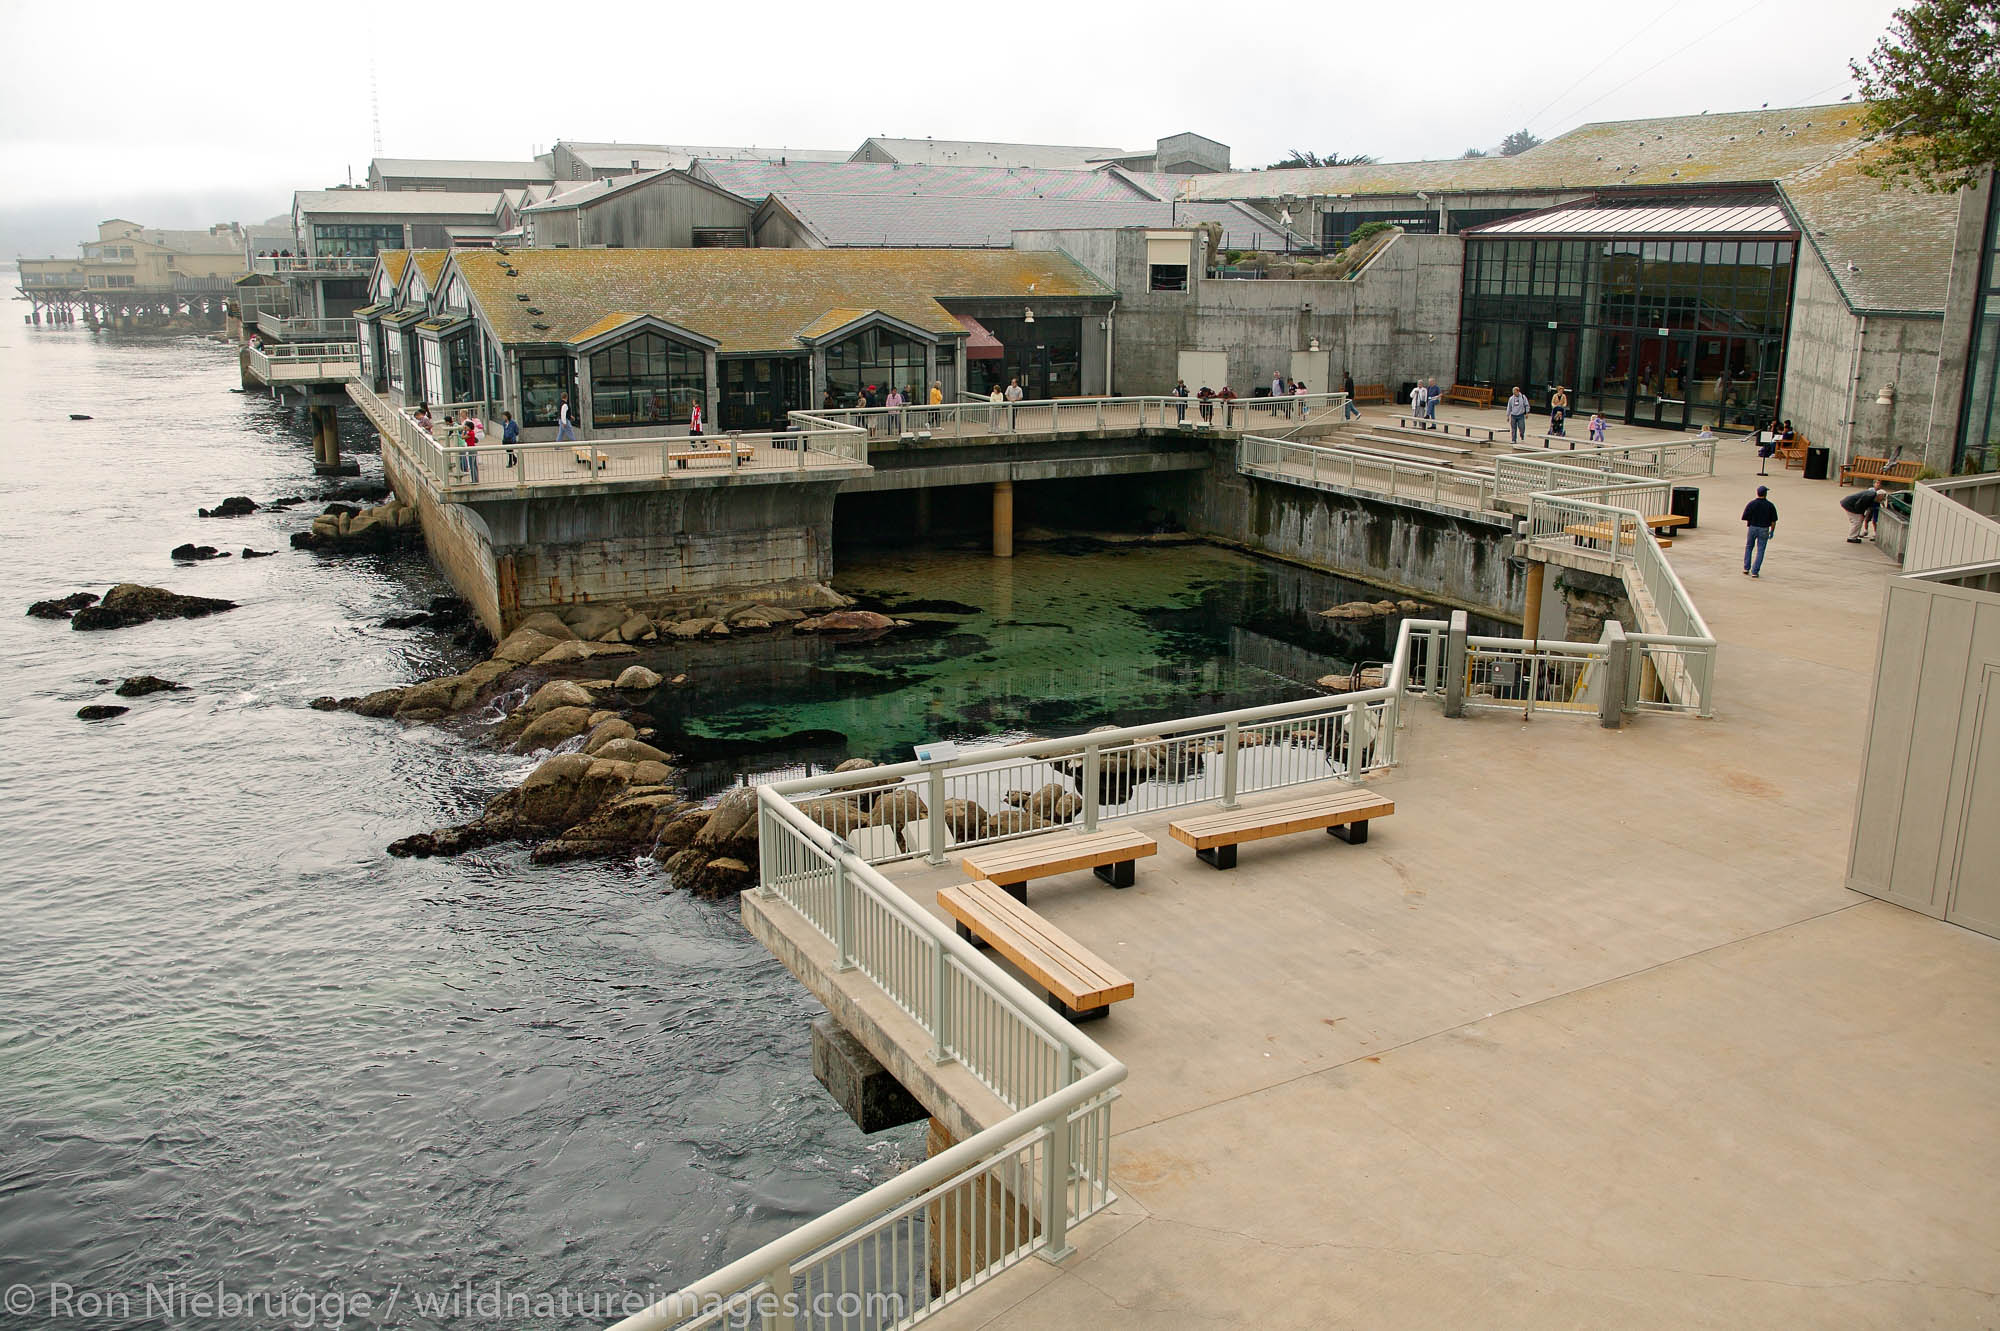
[{"xmin": 1170, "ymin": 374, "xmax": 1313, "ymax": 425}]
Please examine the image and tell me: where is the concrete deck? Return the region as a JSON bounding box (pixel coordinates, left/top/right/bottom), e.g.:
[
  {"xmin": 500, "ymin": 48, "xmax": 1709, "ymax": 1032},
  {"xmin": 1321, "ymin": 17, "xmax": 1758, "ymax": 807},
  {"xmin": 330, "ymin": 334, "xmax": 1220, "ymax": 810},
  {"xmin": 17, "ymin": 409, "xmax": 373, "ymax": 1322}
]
[{"xmin": 865, "ymin": 441, "xmax": 2000, "ymax": 1327}]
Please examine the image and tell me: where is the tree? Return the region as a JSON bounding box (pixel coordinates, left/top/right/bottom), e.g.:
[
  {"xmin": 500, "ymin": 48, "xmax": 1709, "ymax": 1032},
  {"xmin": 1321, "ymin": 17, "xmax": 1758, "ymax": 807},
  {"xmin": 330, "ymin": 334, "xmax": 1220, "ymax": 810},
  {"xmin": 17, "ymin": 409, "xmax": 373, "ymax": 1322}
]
[
  {"xmin": 1499, "ymin": 129, "xmax": 1543, "ymax": 157},
  {"xmin": 1267, "ymin": 149, "xmax": 1377, "ymax": 169},
  {"xmin": 1851, "ymin": 0, "xmax": 2000, "ymax": 193},
  {"xmin": 1461, "ymin": 147, "xmax": 1490, "ymax": 158}
]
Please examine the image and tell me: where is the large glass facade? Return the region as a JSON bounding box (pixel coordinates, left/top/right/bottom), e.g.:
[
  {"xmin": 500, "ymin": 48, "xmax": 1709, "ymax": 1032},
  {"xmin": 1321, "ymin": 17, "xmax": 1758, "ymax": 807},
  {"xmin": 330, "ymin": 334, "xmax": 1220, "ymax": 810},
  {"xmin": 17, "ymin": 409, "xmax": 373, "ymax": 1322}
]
[
  {"xmin": 310, "ymin": 223, "xmax": 405, "ymax": 258},
  {"xmin": 1458, "ymin": 233, "xmax": 1796, "ymax": 430},
  {"xmin": 519, "ymin": 354, "xmax": 576, "ymax": 427},
  {"xmin": 823, "ymin": 326, "xmax": 929, "ymax": 406},
  {"xmin": 589, "ymin": 333, "xmax": 705, "ymax": 428},
  {"xmin": 1957, "ymin": 191, "xmax": 2000, "ymax": 473}
]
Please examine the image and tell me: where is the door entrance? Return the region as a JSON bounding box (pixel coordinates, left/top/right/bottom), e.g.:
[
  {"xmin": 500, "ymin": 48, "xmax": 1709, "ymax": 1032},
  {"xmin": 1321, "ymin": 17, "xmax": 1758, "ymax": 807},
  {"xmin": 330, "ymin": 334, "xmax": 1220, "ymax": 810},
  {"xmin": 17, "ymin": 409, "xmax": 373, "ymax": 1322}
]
[
  {"xmin": 1633, "ymin": 333, "xmax": 1695, "ymax": 429},
  {"xmin": 720, "ymin": 357, "xmax": 808, "ymax": 432},
  {"xmin": 1526, "ymin": 326, "xmax": 1577, "ymax": 413}
]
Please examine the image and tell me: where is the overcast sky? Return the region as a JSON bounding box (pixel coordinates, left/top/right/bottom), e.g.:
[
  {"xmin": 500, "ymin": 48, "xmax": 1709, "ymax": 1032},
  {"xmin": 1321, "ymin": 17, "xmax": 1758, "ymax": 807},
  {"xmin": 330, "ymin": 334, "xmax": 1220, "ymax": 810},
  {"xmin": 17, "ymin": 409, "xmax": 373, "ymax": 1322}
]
[{"xmin": 1, "ymin": 0, "xmax": 1904, "ymax": 256}]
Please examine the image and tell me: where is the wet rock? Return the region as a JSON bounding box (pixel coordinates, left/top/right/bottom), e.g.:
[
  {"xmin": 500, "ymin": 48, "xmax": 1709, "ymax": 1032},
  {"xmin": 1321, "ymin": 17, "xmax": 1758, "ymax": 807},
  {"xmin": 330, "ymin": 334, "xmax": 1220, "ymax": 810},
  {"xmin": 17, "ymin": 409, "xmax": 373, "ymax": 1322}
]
[
  {"xmin": 241, "ymin": 548, "xmax": 276, "ymax": 559},
  {"xmin": 77, "ymin": 704, "xmax": 130, "ymax": 720},
  {"xmin": 795, "ymin": 610, "xmax": 897, "ymax": 634},
  {"xmin": 866, "ymin": 787, "xmax": 927, "ymax": 828},
  {"xmin": 797, "ymin": 796, "xmax": 868, "ymax": 836},
  {"xmin": 392, "ymin": 677, "xmax": 463, "ymax": 722},
  {"xmin": 666, "ymin": 616, "xmax": 725, "ymax": 639},
  {"xmin": 27, "ymin": 592, "xmax": 99, "ymax": 620},
  {"xmin": 617, "ymin": 615, "xmax": 656, "ymax": 643},
  {"xmin": 615, "ymin": 664, "xmax": 662, "ymax": 691},
  {"xmin": 114, "ymin": 675, "xmax": 186, "ymax": 698},
  {"xmin": 309, "ymin": 696, "xmax": 346, "ymax": 711},
  {"xmin": 532, "ymin": 639, "xmax": 638, "ymax": 667},
  {"xmin": 561, "ymin": 604, "xmax": 628, "ymax": 642},
  {"xmin": 1316, "ymin": 667, "xmax": 1387, "ymax": 692},
  {"xmin": 170, "ymin": 544, "xmax": 230, "ymax": 561},
  {"xmin": 513, "ymin": 611, "xmax": 577, "ymax": 641},
  {"xmin": 491, "ymin": 627, "xmax": 564, "ymax": 666},
  {"xmin": 591, "ymin": 736, "xmax": 673, "ymax": 766},
  {"xmin": 1007, "ymin": 782, "xmax": 1081, "ymax": 823},
  {"xmin": 388, "ymin": 823, "xmax": 498, "ymax": 858},
  {"xmin": 197, "ymin": 496, "xmax": 258, "ymax": 518},
  {"xmin": 265, "ymin": 496, "xmax": 308, "ymax": 509},
  {"xmin": 986, "ymin": 809, "xmax": 1055, "ymax": 837},
  {"xmin": 70, "ymin": 583, "xmax": 237, "ymax": 631},
  {"xmin": 524, "ymin": 680, "xmax": 595, "ymax": 715},
  {"xmin": 351, "ymin": 687, "xmax": 407, "ymax": 718},
  {"xmin": 512, "ymin": 705, "xmax": 594, "ymax": 753},
  {"xmin": 942, "ymin": 799, "xmax": 989, "ymax": 840},
  {"xmin": 583, "ymin": 718, "xmax": 638, "ymax": 753},
  {"xmin": 630, "ymin": 759, "xmax": 673, "ymax": 787},
  {"xmin": 693, "ymin": 786, "xmax": 759, "ymax": 859}
]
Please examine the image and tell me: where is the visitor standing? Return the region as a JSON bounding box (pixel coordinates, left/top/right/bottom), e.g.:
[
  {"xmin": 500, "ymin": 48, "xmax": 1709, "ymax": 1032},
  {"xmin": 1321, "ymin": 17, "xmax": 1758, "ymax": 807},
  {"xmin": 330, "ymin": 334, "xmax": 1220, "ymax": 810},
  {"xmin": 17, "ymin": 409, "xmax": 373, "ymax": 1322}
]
[
  {"xmin": 1293, "ymin": 379, "xmax": 1309, "ymax": 418},
  {"xmin": 555, "ymin": 395, "xmax": 576, "ymax": 442},
  {"xmin": 688, "ymin": 400, "xmax": 703, "ymax": 437},
  {"xmin": 1271, "ymin": 371, "xmax": 1289, "ymax": 418},
  {"xmin": 886, "ymin": 385, "xmax": 904, "ymax": 435},
  {"xmin": 1342, "ymin": 371, "xmax": 1361, "ymax": 420},
  {"xmin": 1003, "ymin": 376, "xmax": 1024, "ymax": 431},
  {"xmin": 1549, "ymin": 385, "xmax": 1570, "ymax": 438},
  {"xmin": 929, "ymin": 380, "xmax": 943, "ymax": 427},
  {"xmin": 1173, "ymin": 378, "xmax": 1189, "ymax": 423},
  {"xmin": 1506, "ymin": 386, "xmax": 1529, "ymax": 443},
  {"xmin": 1424, "ymin": 377, "xmax": 1440, "ymax": 425},
  {"xmin": 501, "ymin": 410, "xmax": 519, "ymax": 467},
  {"xmin": 1409, "ymin": 380, "xmax": 1429, "ymax": 428},
  {"xmin": 1588, "ymin": 412, "xmax": 1607, "ymax": 443},
  {"xmin": 1197, "ymin": 385, "xmax": 1215, "ymax": 424},
  {"xmin": 1217, "ymin": 383, "xmax": 1236, "ymax": 427},
  {"xmin": 1742, "ymin": 485, "xmax": 1778, "ymax": 577},
  {"xmin": 1842, "ymin": 484, "xmax": 1885, "ymax": 542}
]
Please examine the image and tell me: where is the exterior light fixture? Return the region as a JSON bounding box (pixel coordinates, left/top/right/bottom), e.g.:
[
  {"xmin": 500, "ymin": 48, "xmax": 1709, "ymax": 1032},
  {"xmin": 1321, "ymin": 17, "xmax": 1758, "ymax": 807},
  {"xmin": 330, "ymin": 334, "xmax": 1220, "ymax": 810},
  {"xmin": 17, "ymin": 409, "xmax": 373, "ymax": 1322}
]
[
  {"xmin": 1308, "ymin": 336, "xmax": 1320, "ymax": 352},
  {"xmin": 1024, "ymin": 308, "xmax": 1035, "ymax": 324},
  {"xmin": 1876, "ymin": 383, "xmax": 1896, "ymax": 406}
]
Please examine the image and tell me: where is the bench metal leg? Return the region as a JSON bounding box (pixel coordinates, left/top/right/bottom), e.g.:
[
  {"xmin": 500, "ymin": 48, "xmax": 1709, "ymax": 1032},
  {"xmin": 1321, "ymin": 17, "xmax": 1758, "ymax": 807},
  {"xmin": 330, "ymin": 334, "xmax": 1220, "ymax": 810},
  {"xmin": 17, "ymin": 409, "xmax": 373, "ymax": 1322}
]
[
  {"xmin": 1195, "ymin": 843, "xmax": 1238, "ymax": 870},
  {"xmin": 1330, "ymin": 819, "xmax": 1369, "ymax": 845},
  {"xmin": 1093, "ymin": 858, "xmax": 1136, "ymax": 888},
  {"xmin": 956, "ymin": 920, "xmax": 981, "ymax": 946},
  {"xmin": 1048, "ymin": 991, "xmax": 1110, "ymax": 1022},
  {"xmin": 1003, "ymin": 882, "xmax": 1027, "ymax": 905}
]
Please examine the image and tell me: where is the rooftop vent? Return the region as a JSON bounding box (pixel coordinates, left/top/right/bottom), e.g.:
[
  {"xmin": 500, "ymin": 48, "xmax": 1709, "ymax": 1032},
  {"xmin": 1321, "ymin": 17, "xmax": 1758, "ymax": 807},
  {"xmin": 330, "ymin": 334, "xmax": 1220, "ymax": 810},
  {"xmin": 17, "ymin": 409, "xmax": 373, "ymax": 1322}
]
[
  {"xmin": 516, "ymin": 293, "xmax": 530, "ymax": 301},
  {"xmin": 526, "ymin": 307, "xmax": 542, "ymax": 315},
  {"xmin": 532, "ymin": 322, "xmax": 551, "ymax": 331}
]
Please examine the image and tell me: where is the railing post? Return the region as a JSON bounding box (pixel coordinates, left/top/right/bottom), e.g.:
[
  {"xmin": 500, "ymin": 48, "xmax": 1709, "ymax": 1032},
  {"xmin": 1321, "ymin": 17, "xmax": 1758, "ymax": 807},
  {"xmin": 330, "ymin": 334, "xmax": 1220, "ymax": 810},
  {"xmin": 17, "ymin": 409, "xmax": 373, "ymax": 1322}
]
[
  {"xmin": 1038, "ymin": 1059, "xmax": 1075, "ymax": 1262},
  {"xmin": 1443, "ymin": 611, "xmax": 1469, "ymax": 718},
  {"xmin": 929, "ymin": 935, "xmax": 951, "ymax": 1064},
  {"xmin": 756, "ymin": 807, "xmax": 778, "ymax": 898},
  {"xmin": 764, "ymin": 1263, "xmax": 795, "ymax": 1331},
  {"xmin": 1220, "ymin": 720, "xmax": 1240, "ymax": 809},
  {"xmin": 1081, "ymin": 745, "xmax": 1101, "ymax": 832},
  {"xmin": 926, "ymin": 766, "xmax": 947, "ymax": 865},
  {"xmin": 1597, "ymin": 621, "xmax": 1628, "ymax": 729},
  {"xmin": 1342, "ymin": 701, "xmax": 1368, "ymax": 780},
  {"xmin": 832, "ymin": 847, "xmax": 854, "ymax": 971}
]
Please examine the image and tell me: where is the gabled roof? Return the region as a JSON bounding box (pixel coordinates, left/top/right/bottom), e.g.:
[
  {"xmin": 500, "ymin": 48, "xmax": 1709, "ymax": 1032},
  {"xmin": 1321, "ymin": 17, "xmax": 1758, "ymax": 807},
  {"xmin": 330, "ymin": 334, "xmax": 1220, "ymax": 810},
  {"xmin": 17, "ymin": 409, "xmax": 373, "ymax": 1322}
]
[
  {"xmin": 1779, "ymin": 143, "xmax": 1963, "ymax": 314},
  {"xmin": 375, "ymin": 250, "xmax": 412, "ymax": 285},
  {"xmin": 446, "ymin": 246, "xmax": 1113, "ymax": 353},
  {"xmin": 519, "ymin": 168, "xmax": 754, "ymax": 214},
  {"xmin": 371, "ymin": 157, "xmax": 553, "ymax": 183},
  {"xmin": 695, "ymin": 159, "xmax": 1308, "ymax": 249},
  {"xmin": 292, "ymin": 190, "xmax": 505, "ymax": 217}
]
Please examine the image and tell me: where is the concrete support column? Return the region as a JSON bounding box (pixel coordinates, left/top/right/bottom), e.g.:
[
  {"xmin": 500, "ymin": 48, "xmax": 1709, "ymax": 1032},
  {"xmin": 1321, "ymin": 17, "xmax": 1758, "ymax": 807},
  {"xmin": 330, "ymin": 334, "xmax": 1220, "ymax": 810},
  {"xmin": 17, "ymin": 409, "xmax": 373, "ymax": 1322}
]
[
  {"xmin": 1521, "ymin": 557, "xmax": 1546, "ymax": 637},
  {"xmin": 992, "ymin": 480, "xmax": 1014, "ymax": 559},
  {"xmin": 1597, "ymin": 620, "xmax": 1629, "ymax": 729},
  {"xmin": 914, "ymin": 489, "xmax": 932, "ymax": 538},
  {"xmin": 1443, "ymin": 610, "xmax": 1469, "ymax": 718}
]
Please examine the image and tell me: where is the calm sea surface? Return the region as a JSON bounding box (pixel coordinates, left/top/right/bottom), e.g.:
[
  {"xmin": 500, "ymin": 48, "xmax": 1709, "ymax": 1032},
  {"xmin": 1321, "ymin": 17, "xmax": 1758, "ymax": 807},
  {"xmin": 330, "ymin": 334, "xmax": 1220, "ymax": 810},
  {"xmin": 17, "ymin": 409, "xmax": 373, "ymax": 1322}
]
[{"xmin": 0, "ymin": 278, "xmax": 1430, "ymax": 1328}]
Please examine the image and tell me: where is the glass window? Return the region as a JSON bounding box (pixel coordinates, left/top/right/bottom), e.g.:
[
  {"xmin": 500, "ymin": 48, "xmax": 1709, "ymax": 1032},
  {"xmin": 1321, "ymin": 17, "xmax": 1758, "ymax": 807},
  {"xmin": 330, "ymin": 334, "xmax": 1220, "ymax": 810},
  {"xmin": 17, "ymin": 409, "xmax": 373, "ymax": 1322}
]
[
  {"xmin": 824, "ymin": 325, "xmax": 929, "ymax": 405},
  {"xmin": 447, "ymin": 333, "xmax": 474, "ymax": 407},
  {"xmin": 589, "ymin": 332, "xmax": 705, "ymax": 428},
  {"xmin": 519, "ymin": 354, "xmax": 575, "ymax": 427},
  {"xmin": 386, "ymin": 331, "xmax": 404, "ymax": 391},
  {"xmin": 420, "ymin": 341, "xmax": 446, "ymax": 409},
  {"xmin": 1149, "ymin": 264, "xmax": 1188, "ymax": 292},
  {"xmin": 310, "ymin": 223, "xmax": 406, "ymax": 258}
]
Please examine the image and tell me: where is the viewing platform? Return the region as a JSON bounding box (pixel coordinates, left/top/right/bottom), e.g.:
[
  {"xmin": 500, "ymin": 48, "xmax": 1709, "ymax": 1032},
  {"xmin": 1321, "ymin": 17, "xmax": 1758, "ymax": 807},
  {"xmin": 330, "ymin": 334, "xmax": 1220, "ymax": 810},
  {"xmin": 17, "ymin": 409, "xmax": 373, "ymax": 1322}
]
[{"xmin": 692, "ymin": 445, "xmax": 1999, "ymax": 1331}]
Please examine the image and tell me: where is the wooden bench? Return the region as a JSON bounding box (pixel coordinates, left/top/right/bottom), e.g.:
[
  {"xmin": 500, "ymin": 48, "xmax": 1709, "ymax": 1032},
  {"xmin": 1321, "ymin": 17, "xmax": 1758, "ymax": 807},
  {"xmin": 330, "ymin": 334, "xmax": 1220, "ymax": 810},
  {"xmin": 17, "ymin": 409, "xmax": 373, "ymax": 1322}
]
[
  {"xmin": 669, "ymin": 444, "xmax": 757, "ymax": 468},
  {"xmin": 1776, "ymin": 434, "xmax": 1809, "ymax": 469},
  {"xmin": 1562, "ymin": 517, "xmax": 1682, "ymax": 549},
  {"xmin": 573, "ymin": 446, "xmax": 608, "ymax": 469},
  {"xmin": 1442, "ymin": 384, "xmax": 1494, "ymax": 408},
  {"xmin": 937, "ymin": 881, "xmax": 1134, "ymax": 1021},
  {"xmin": 959, "ymin": 825, "xmax": 1157, "ymax": 898},
  {"xmin": 1390, "ymin": 415, "xmax": 1504, "ymax": 444},
  {"xmin": 1350, "ymin": 383, "xmax": 1389, "ymax": 404},
  {"xmin": 1168, "ymin": 788, "xmax": 1395, "ymax": 870},
  {"xmin": 1839, "ymin": 455, "xmax": 1921, "ymax": 488}
]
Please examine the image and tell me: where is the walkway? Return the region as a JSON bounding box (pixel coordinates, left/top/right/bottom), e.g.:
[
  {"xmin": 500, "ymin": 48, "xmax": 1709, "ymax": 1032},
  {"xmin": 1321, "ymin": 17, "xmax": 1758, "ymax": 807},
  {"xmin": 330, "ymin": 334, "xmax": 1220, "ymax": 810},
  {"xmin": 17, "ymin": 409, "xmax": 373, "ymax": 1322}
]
[{"xmin": 884, "ymin": 443, "xmax": 2000, "ymax": 1328}]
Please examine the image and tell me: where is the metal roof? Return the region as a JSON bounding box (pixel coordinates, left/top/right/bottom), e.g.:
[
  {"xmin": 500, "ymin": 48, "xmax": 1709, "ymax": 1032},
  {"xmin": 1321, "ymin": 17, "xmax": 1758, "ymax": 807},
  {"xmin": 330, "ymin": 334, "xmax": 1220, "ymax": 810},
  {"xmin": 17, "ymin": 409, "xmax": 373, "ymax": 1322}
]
[
  {"xmin": 853, "ymin": 138, "xmax": 1130, "ymax": 170},
  {"xmin": 292, "ymin": 190, "xmax": 504, "ymax": 217},
  {"xmin": 1469, "ymin": 203, "xmax": 1795, "ymax": 237},
  {"xmin": 371, "ymin": 158, "xmax": 553, "ymax": 182}
]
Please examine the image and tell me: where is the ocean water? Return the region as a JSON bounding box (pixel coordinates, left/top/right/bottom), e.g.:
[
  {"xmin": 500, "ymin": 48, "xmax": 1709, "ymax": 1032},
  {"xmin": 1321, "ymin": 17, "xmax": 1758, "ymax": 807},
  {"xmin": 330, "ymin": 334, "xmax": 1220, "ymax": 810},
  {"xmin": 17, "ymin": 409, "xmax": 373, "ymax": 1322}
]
[{"xmin": 0, "ymin": 285, "xmax": 1437, "ymax": 1329}]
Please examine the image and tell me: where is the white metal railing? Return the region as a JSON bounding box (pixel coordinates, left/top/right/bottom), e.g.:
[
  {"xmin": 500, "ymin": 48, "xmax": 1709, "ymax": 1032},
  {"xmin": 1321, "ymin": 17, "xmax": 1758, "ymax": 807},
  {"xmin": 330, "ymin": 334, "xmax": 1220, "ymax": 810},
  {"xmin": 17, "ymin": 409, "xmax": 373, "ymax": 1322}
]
[
  {"xmin": 257, "ymin": 312, "xmax": 357, "ymax": 341},
  {"xmin": 246, "ymin": 340, "xmax": 360, "ymax": 385},
  {"xmin": 1513, "ymin": 436, "xmax": 1718, "ymax": 478},
  {"xmin": 1905, "ymin": 475, "xmax": 2000, "ymax": 574},
  {"xmin": 249, "ymin": 254, "xmax": 378, "ymax": 275},
  {"xmin": 1240, "ymin": 435, "xmax": 1497, "ymax": 514},
  {"xmin": 1460, "ymin": 635, "xmax": 1607, "ymax": 715},
  {"xmin": 620, "ymin": 617, "xmax": 1452, "ymax": 1331},
  {"xmin": 353, "ymin": 387, "xmax": 871, "ymax": 493},
  {"xmin": 824, "ymin": 392, "xmax": 1348, "ymax": 439}
]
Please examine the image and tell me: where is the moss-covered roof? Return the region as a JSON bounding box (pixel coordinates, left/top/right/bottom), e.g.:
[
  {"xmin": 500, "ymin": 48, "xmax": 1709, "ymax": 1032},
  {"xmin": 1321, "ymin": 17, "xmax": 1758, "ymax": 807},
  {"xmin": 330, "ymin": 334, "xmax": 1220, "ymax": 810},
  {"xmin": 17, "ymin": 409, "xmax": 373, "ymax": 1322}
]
[
  {"xmin": 377, "ymin": 250, "xmax": 412, "ymax": 285},
  {"xmin": 1777, "ymin": 144, "xmax": 1962, "ymax": 314},
  {"xmin": 450, "ymin": 247, "xmax": 1113, "ymax": 352}
]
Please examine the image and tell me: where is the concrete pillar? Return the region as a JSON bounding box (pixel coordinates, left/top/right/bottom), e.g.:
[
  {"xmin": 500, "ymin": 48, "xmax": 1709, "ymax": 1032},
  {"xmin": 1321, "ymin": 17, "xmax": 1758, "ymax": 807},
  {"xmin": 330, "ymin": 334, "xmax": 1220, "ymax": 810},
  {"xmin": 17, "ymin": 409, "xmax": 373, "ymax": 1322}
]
[
  {"xmin": 992, "ymin": 480, "xmax": 1014, "ymax": 558},
  {"xmin": 1597, "ymin": 620, "xmax": 1628, "ymax": 730},
  {"xmin": 1521, "ymin": 558, "xmax": 1546, "ymax": 637},
  {"xmin": 914, "ymin": 488, "xmax": 932, "ymax": 538}
]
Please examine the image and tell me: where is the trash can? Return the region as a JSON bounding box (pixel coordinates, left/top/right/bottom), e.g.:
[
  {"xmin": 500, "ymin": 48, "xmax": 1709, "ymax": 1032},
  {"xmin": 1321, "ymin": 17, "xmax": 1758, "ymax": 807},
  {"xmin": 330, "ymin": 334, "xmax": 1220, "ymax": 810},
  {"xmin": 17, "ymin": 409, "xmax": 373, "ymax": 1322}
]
[
  {"xmin": 1670, "ymin": 485, "xmax": 1700, "ymax": 530},
  {"xmin": 1804, "ymin": 445, "xmax": 1831, "ymax": 480}
]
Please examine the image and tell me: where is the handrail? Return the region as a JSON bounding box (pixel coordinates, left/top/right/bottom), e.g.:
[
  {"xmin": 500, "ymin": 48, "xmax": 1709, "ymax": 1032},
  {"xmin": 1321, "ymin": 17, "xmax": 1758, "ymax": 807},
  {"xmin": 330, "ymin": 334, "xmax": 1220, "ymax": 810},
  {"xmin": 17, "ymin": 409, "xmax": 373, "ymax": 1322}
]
[
  {"xmin": 812, "ymin": 391, "xmax": 1348, "ymax": 437},
  {"xmin": 1905, "ymin": 475, "xmax": 2000, "ymax": 573},
  {"xmin": 1240, "ymin": 434, "xmax": 1497, "ymax": 514}
]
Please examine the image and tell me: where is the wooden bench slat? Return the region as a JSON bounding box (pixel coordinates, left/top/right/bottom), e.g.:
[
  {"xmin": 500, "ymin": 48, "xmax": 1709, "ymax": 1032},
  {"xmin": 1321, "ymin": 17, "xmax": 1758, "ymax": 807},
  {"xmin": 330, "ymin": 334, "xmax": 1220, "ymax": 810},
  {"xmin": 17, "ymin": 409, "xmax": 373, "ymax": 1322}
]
[
  {"xmin": 938, "ymin": 882, "xmax": 1134, "ymax": 1009},
  {"xmin": 959, "ymin": 826, "xmax": 1157, "ymax": 886},
  {"xmin": 1170, "ymin": 790, "xmax": 1395, "ymax": 851}
]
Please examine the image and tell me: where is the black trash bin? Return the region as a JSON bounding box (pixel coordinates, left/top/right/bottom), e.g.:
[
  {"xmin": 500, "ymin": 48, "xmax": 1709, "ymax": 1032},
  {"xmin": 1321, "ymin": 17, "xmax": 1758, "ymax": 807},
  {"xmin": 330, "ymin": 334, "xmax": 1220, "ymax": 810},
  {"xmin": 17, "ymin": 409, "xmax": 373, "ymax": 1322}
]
[
  {"xmin": 1670, "ymin": 485, "xmax": 1700, "ymax": 530},
  {"xmin": 1804, "ymin": 445, "xmax": 1831, "ymax": 480}
]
